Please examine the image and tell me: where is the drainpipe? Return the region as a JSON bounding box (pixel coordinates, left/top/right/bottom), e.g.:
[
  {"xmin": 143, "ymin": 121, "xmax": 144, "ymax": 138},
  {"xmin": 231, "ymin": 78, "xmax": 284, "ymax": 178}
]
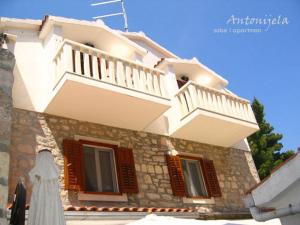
[
  {"xmin": 0, "ymin": 33, "xmax": 15, "ymax": 224},
  {"xmin": 244, "ymin": 194, "xmax": 300, "ymax": 222}
]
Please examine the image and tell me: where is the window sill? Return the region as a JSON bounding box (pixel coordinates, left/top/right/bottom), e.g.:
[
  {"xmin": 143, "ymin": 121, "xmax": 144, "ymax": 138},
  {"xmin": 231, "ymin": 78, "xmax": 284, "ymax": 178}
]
[
  {"xmin": 182, "ymin": 197, "xmax": 215, "ymax": 204},
  {"xmin": 78, "ymin": 192, "xmax": 128, "ymax": 202}
]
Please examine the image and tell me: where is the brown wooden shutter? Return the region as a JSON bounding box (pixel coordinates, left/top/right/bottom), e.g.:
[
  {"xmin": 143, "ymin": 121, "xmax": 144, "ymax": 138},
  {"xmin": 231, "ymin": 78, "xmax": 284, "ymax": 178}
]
[
  {"xmin": 63, "ymin": 139, "xmax": 84, "ymax": 191},
  {"xmin": 201, "ymin": 158, "xmax": 222, "ymax": 197},
  {"xmin": 115, "ymin": 147, "xmax": 138, "ymax": 193},
  {"xmin": 166, "ymin": 155, "xmax": 187, "ymax": 196}
]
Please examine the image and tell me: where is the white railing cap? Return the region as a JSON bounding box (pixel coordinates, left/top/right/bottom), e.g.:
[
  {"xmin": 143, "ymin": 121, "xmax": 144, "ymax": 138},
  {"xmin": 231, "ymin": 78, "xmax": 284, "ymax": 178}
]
[
  {"xmin": 175, "ymin": 80, "xmax": 250, "ymax": 103},
  {"xmin": 53, "ymin": 39, "xmax": 165, "ymax": 75}
]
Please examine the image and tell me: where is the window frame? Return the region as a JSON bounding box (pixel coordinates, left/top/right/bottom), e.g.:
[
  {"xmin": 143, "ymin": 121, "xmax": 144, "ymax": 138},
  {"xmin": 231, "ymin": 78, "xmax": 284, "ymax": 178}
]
[
  {"xmin": 79, "ymin": 140, "xmax": 122, "ymax": 196},
  {"xmin": 178, "ymin": 155, "xmax": 211, "ymax": 199}
]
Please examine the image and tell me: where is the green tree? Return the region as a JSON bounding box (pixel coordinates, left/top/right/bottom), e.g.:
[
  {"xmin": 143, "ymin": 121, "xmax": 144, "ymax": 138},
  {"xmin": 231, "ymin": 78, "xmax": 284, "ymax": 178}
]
[{"xmin": 248, "ymin": 98, "xmax": 294, "ymax": 179}]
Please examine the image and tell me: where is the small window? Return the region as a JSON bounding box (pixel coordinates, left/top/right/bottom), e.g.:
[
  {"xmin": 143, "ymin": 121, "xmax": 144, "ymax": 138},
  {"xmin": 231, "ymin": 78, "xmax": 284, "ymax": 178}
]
[
  {"xmin": 83, "ymin": 145, "xmax": 118, "ymax": 193},
  {"xmin": 181, "ymin": 158, "xmax": 208, "ymax": 197}
]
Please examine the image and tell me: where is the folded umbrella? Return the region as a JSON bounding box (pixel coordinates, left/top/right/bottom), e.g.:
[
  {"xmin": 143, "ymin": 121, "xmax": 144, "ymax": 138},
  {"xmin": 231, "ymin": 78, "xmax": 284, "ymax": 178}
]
[
  {"xmin": 27, "ymin": 149, "xmax": 66, "ymax": 225},
  {"xmin": 9, "ymin": 180, "xmax": 26, "ymax": 225}
]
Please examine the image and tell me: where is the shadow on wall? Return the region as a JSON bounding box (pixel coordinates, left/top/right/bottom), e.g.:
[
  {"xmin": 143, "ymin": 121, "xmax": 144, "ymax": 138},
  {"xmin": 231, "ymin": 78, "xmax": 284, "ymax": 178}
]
[{"xmin": 12, "ymin": 64, "xmax": 35, "ymax": 110}]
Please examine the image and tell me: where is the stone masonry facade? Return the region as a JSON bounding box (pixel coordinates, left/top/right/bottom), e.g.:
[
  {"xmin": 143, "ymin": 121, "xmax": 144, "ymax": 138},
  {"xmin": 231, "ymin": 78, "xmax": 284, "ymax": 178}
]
[
  {"xmin": 8, "ymin": 108, "xmax": 260, "ymax": 213},
  {"xmin": 0, "ymin": 46, "xmax": 15, "ymax": 223}
]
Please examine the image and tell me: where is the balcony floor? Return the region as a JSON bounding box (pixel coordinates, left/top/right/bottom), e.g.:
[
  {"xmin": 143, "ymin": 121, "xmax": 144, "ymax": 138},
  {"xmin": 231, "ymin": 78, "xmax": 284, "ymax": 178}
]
[
  {"xmin": 170, "ymin": 108, "xmax": 259, "ymax": 147},
  {"xmin": 44, "ymin": 72, "xmax": 171, "ymax": 131}
]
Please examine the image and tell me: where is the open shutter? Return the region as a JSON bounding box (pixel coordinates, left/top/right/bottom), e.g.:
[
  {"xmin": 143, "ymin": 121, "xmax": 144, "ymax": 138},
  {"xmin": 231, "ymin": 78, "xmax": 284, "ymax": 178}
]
[
  {"xmin": 202, "ymin": 158, "xmax": 221, "ymax": 197},
  {"xmin": 63, "ymin": 139, "xmax": 84, "ymax": 191},
  {"xmin": 115, "ymin": 147, "xmax": 138, "ymax": 193},
  {"xmin": 166, "ymin": 155, "xmax": 187, "ymax": 196}
]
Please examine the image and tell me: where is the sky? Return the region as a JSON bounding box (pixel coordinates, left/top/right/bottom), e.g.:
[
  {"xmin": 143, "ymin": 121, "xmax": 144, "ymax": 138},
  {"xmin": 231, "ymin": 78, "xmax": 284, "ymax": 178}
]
[{"xmin": 1, "ymin": 0, "xmax": 300, "ymax": 152}]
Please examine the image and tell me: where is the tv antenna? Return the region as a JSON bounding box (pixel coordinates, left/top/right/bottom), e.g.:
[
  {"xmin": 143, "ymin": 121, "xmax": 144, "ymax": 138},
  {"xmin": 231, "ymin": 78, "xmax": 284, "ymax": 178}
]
[{"xmin": 91, "ymin": 0, "xmax": 129, "ymax": 32}]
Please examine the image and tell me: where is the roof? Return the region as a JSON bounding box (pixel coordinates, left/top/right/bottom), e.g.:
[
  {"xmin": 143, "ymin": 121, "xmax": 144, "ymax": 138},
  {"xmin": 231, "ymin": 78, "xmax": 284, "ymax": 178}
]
[{"xmin": 120, "ymin": 31, "xmax": 178, "ymax": 58}]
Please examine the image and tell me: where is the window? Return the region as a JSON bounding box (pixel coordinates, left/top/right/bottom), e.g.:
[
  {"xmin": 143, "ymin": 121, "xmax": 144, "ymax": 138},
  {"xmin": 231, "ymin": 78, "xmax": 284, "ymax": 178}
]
[
  {"xmin": 83, "ymin": 145, "xmax": 118, "ymax": 193},
  {"xmin": 181, "ymin": 158, "xmax": 208, "ymax": 197},
  {"xmin": 166, "ymin": 154, "xmax": 221, "ymax": 198},
  {"xmin": 63, "ymin": 139, "xmax": 139, "ymax": 195},
  {"xmin": 177, "ymin": 75, "xmax": 189, "ymax": 88}
]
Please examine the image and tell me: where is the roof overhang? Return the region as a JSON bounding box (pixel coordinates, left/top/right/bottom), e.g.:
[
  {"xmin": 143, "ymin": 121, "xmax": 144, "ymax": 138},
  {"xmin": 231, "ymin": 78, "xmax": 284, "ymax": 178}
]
[
  {"xmin": 39, "ymin": 16, "xmax": 147, "ymax": 56},
  {"xmin": 120, "ymin": 31, "xmax": 178, "ymax": 58},
  {"xmin": 0, "ymin": 17, "xmax": 41, "ymax": 31},
  {"xmin": 156, "ymin": 57, "xmax": 229, "ymax": 88}
]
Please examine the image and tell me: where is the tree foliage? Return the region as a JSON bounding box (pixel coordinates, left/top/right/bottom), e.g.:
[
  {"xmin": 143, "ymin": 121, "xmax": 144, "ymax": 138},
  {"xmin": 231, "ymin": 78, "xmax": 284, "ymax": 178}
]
[{"xmin": 247, "ymin": 98, "xmax": 294, "ymax": 179}]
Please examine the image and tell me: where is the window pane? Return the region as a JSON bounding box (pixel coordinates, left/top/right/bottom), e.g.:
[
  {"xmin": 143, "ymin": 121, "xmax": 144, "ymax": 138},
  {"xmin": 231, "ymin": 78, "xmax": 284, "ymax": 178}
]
[
  {"xmin": 188, "ymin": 161, "xmax": 207, "ymax": 197},
  {"xmin": 98, "ymin": 150, "xmax": 115, "ymax": 192},
  {"xmin": 83, "ymin": 146, "xmax": 98, "ymax": 192},
  {"xmin": 83, "ymin": 145, "xmax": 118, "ymax": 193},
  {"xmin": 181, "ymin": 159, "xmax": 208, "ymax": 197},
  {"xmin": 181, "ymin": 159, "xmax": 193, "ymax": 196}
]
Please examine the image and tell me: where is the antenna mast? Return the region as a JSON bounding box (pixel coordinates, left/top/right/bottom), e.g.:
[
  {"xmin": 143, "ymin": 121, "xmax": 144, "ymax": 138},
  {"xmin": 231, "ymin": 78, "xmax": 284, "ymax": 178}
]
[{"xmin": 91, "ymin": 0, "xmax": 129, "ymax": 32}]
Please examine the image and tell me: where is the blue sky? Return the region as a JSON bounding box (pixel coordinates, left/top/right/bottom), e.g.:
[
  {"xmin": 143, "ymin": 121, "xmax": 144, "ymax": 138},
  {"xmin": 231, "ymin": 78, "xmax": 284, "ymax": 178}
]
[{"xmin": 1, "ymin": 0, "xmax": 299, "ymax": 151}]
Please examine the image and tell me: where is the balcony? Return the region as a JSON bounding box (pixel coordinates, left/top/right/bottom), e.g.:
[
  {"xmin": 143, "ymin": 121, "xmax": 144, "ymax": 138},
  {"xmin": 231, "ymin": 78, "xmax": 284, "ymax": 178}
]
[
  {"xmin": 44, "ymin": 39, "xmax": 171, "ymax": 131},
  {"xmin": 170, "ymin": 81, "xmax": 259, "ymax": 147}
]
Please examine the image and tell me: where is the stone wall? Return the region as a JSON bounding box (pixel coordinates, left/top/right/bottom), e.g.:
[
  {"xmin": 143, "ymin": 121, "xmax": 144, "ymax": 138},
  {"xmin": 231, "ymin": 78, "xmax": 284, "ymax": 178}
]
[
  {"xmin": 9, "ymin": 108, "xmax": 260, "ymax": 212},
  {"xmin": 0, "ymin": 47, "xmax": 15, "ymax": 223}
]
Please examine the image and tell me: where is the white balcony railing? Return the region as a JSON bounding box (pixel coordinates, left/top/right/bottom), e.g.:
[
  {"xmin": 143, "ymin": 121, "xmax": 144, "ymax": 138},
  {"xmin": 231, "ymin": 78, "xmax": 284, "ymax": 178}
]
[
  {"xmin": 175, "ymin": 81, "xmax": 257, "ymax": 123},
  {"xmin": 53, "ymin": 39, "xmax": 168, "ymax": 98}
]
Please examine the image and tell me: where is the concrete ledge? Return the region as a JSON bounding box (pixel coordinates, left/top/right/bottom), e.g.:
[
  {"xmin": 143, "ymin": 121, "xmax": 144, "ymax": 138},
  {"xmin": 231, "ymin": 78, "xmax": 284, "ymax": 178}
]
[
  {"xmin": 183, "ymin": 197, "xmax": 215, "ymax": 204},
  {"xmin": 78, "ymin": 192, "xmax": 128, "ymax": 202},
  {"xmin": 64, "ymin": 211, "xmax": 199, "ymax": 220},
  {"xmin": 197, "ymin": 212, "xmax": 252, "ymax": 220},
  {"xmin": 7, "ymin": 210, "xmax": 199, "ymax": 221}
]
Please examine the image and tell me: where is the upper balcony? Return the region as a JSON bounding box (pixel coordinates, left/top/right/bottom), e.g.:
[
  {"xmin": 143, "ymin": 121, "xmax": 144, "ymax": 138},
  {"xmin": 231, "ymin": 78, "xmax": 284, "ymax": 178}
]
[
  {"xmin": 44, "ymin": 39, "xmax": 171, "ymax": 131},
  {"xmin": 170, "ymin": 81, "xmax": 259, "ymax": 147}
]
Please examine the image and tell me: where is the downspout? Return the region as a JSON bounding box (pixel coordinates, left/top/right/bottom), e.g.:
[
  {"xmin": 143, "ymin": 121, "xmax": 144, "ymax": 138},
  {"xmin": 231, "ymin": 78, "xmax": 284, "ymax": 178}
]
[{"xmin": 244, "ymin": 194, "xmax": 300, "ymax": 222}]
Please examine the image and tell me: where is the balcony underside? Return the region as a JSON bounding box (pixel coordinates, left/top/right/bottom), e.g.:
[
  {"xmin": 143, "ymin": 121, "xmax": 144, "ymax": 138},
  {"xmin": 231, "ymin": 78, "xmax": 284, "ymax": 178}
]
[
  {"xmin": 170, "ymin": 108, "xmax": 259, "ymax": 147},
  {"xmin": 44, "ymin": 72, "xmax": 171, "ymax": 131}
]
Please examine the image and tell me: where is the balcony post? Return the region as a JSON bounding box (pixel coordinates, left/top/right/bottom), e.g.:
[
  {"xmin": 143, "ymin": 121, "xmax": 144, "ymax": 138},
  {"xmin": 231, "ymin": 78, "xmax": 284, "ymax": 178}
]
[
  {"xmin": 116, "ymin": 61, "xmax": 126, "ymax": 87},
  {"xmin": 187, "ymin": 83, "xmax": 200, "ymax": 109},
  {"xmin": 63, "ymin": 43, "xmax": 73, "ymax": 73},
  {"xmin": 0, "ymin": 34, "xmax": 16, "ymax": 224},
  {"xmin": 163, "ymin": 65, "xmax": 177, "ymax": 97}
]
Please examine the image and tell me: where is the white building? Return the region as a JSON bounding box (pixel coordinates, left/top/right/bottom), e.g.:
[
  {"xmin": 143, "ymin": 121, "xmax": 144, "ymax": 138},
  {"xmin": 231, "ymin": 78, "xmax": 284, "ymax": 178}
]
[
  {"xmin": 245, "ymin": 150, "xmax": 300, "ymax": 225},
  {"xmin": 0, "ymin": 15, "xmax": 260, "ymax": 223}
]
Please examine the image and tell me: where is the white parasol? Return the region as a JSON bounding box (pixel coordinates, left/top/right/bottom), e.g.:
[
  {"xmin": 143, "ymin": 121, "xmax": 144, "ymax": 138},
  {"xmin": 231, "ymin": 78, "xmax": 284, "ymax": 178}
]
[{"xmin": 27, "ymin": 149, "xmax": 66, "ymax": 225}]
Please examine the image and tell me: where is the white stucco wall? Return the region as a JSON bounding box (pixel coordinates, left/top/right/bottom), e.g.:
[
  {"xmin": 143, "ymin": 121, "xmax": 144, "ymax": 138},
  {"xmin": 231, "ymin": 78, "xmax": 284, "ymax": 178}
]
[{"xmin": 8, "ymin": 28, "xmax": 47, "ymax": 112}]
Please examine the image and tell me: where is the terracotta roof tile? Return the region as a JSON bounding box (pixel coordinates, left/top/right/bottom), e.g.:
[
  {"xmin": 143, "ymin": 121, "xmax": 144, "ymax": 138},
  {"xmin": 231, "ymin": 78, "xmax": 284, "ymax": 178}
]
[
  {"xmin": 7, "ymin": 204, "xmax": 12, "ymax": 210},
  {"xmin": 64, "ymin": 205, "xmax": 76, "ymax": 211},
  {"xmin": 97, "ymin": 207, "xmax": 109, "ymax": 212},
  {"xmin": 154, "ymin": 58, "xmax": 165, "ymax": 68},
  {"xmin": 87, "ymin": 206, "xmax": 98, "ymax": 211},
  {"xmin": 39, "ymin": 15, "xmax": 49, "ymax": 31},
  {"xmin": 8, "ymin": 204, "xmax": 195, "ymax": 213},
  {"xmin": 76, "ymin": 206, "xmax": 88, "ymax": 211},
  {"xmin": 137, "ymin": 207, "xmax": 148, "ymax": 212}
]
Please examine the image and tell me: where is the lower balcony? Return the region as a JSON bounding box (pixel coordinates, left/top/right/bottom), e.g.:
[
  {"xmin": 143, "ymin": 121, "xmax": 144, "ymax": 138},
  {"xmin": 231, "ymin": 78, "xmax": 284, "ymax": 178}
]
[
  {"xmin": 44, "ymin": 40, "xmax": 171, "ymax": 131},
  {"xmin": 170, "ymin": 81, "xmax": 259, "ymax": 147}
]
